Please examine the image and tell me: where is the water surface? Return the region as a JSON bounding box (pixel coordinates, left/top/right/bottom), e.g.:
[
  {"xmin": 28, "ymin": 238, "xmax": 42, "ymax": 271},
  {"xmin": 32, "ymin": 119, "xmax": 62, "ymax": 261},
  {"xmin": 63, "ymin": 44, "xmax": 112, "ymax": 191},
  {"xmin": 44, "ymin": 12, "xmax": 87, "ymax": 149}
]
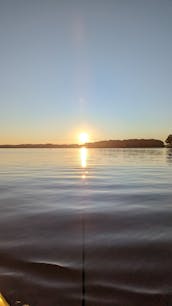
[{"xmin": 0, "ymin": 148, "xmax": 172, "ymax": 306}]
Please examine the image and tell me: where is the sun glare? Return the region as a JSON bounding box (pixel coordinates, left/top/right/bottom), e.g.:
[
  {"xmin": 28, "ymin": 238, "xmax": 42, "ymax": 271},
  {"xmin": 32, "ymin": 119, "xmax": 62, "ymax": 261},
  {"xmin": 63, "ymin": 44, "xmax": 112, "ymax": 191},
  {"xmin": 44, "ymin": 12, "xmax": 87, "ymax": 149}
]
[{"xmin": 79, "ymin": 132, "xmax": 89, "ymax": 144}]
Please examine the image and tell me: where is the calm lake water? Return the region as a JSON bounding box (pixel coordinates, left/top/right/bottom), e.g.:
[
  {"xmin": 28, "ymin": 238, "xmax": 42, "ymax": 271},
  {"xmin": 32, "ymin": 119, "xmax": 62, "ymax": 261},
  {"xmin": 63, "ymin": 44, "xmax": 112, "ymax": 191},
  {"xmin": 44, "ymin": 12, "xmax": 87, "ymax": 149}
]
[{"xmin": 0, "ymin": 148, "xmax": 172, "ymax": 306}]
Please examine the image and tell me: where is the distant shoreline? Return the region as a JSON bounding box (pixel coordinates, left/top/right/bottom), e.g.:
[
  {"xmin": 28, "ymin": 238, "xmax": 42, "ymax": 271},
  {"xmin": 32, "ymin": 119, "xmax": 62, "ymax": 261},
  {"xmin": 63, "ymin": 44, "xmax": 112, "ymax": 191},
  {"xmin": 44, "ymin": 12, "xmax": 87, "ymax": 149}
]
[{"xmin": 0, "ymin": 139, "xmax": 165, "ymax": 148}]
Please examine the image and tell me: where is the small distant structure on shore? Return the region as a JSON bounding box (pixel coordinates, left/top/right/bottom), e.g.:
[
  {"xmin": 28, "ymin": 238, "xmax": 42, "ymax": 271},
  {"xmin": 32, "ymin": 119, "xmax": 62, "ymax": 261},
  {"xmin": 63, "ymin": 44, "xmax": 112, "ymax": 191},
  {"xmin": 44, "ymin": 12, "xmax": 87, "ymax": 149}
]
[{"xmin": 165, "ymin": 135, "xmax": 172, "ymax": 147}]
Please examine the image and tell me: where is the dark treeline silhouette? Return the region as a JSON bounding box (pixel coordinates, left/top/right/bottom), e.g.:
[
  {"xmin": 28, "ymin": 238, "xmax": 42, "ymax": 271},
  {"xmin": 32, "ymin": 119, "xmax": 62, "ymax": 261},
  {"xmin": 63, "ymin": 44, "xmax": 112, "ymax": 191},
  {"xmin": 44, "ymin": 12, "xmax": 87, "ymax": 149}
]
[
  {"xmin": 86, "ymin": 139, "xmax": 164, "ymax": 148},
  {"xmin": 166, "ymin": 135, "xmax": 172, "ymax": 147},
  {"xmin": 0, "ymin": 139, "xmax": 165, "ymax": 148},
  {"xmin": 0, "ymin": 143, "xmax": 80, "ymax": 148}
]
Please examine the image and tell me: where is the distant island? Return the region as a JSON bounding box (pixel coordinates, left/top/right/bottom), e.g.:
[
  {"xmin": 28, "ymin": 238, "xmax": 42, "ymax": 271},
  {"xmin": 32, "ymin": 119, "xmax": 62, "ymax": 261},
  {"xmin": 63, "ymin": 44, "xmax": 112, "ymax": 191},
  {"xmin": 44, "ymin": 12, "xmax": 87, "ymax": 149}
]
[{"xmin": 0, "ymin": 139, "xmax": 166, "ymax": 148}]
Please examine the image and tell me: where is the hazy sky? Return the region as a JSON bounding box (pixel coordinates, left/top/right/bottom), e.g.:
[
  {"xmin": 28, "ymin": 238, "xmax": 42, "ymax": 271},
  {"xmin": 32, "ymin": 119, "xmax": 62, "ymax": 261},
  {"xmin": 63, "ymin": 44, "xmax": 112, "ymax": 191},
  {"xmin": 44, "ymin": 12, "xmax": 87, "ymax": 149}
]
[{"xmin": 0, "ymin": 0, "xmax": 172, "ymax": 144}]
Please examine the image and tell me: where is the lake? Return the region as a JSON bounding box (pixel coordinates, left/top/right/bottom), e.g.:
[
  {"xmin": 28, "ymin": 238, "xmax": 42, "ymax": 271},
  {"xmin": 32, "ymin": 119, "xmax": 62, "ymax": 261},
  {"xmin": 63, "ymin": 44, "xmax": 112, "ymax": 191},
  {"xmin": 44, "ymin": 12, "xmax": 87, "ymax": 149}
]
[{"xmin": 0, "ymin": 148, "xmax": 172, "ymax": 306}]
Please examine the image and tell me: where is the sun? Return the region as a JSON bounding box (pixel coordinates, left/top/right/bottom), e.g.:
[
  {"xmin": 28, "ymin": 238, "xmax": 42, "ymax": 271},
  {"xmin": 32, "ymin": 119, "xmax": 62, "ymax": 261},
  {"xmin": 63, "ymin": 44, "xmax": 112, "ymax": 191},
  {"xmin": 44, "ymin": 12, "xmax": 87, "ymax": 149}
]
[{"xmin": 79, "ymin": 132, "xmax": 89, "ymax": 144}]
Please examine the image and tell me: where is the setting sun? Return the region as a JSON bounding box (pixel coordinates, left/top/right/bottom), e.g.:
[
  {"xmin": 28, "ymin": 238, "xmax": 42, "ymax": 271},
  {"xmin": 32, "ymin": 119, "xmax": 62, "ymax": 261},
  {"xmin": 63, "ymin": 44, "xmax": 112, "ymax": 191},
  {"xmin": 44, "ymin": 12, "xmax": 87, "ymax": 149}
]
[{"xmin": 79, "ymin": 132, "xmax": 89, "ymax": 144}]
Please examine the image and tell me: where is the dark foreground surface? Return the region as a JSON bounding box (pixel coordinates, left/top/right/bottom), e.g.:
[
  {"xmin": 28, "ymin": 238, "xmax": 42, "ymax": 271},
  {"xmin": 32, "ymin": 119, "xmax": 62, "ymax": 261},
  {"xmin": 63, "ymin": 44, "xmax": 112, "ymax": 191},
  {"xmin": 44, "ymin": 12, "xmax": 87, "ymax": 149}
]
[{"xmin": 0, "ymin": 148, "xmax": 172, "ymax": 306}]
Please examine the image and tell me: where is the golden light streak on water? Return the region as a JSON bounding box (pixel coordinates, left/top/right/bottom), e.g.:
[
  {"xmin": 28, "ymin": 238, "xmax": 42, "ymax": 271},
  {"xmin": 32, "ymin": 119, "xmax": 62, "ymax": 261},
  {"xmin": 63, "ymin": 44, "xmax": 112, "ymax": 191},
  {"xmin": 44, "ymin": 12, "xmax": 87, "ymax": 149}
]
[
  {"xmin": 80, "ymin": 147, "xmax": 88, "ymax": 180},
  {"xmin": 80, "ymin": 147, "xmax": 87, "ymax": 168}
]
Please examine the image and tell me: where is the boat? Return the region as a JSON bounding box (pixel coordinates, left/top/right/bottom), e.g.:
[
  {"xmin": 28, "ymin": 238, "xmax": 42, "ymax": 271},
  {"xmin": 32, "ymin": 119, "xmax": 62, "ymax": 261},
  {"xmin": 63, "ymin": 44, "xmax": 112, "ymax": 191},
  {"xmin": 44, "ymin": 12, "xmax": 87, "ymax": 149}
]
[{"xmin": 0, "ymin": 293, "xmax": 9, "ymax": 306}]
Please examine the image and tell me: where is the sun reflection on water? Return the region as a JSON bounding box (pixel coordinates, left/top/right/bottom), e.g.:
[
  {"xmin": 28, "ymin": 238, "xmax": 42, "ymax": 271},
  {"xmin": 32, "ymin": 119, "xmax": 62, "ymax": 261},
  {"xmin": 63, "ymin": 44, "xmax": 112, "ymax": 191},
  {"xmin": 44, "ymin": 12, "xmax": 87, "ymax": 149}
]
[
  {"xmin": 80, "ymin": 147, "xmax": 88, "ymax": 179},
  {"xmin": 81, "ymin": 147, "xmax": 87, "ymax": 168}
]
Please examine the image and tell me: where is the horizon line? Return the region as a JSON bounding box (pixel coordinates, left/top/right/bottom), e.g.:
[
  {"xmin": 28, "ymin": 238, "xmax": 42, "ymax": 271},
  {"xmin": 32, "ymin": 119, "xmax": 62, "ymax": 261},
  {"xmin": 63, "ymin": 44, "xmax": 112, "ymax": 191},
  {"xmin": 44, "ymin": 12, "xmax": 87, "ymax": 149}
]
[{"xmin": 0, "ymin": 138, "xmax": 167, "ymax": 148}]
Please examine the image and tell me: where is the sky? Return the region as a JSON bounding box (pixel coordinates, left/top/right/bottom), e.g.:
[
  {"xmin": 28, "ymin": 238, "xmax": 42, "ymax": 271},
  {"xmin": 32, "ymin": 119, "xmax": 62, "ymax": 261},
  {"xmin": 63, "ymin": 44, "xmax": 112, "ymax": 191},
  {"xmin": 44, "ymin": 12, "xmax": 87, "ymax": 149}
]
[{"xmin": 0, "ymin": 0, "xmax": 172, "ymax": 144}]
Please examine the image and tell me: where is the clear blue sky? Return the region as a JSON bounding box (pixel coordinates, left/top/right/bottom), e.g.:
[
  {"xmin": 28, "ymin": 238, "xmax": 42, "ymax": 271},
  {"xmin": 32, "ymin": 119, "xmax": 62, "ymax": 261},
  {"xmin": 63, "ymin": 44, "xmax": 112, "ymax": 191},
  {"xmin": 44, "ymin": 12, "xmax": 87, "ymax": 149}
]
[{"xmin": 0, "ymin": 0, "xmax": 172, "ymax": 144}]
